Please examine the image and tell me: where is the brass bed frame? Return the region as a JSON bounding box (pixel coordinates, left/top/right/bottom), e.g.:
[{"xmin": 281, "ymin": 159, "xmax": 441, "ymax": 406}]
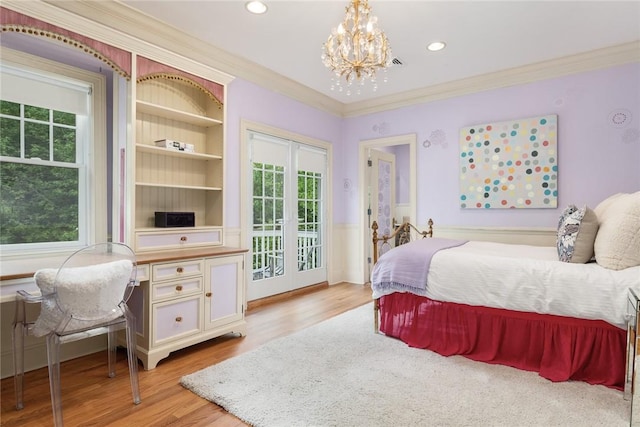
[{"xmin": 370, "ymin": 218, "xmax": 434, "ymax": 332}]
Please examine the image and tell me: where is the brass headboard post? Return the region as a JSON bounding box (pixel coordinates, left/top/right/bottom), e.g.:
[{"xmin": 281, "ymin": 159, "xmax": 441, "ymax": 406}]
[
  {"xmin": 371, "ymin": 221, "xmax": 379, "ymax": 265},
  {"xmin": 370, "ymin": 218, "xmax": 434, "ymax": 334}
]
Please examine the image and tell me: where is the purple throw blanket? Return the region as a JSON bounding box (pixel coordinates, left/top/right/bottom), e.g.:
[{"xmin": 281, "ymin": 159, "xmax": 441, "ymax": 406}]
[{"xmin": 371, "ymin": 238, "xmax": 468, "ymax": 295}]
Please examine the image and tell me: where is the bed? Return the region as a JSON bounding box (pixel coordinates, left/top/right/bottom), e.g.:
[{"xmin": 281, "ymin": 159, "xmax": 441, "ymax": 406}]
[{"xmin": 370, "ymin": 192, "xmax": 640, "ymax": 391}]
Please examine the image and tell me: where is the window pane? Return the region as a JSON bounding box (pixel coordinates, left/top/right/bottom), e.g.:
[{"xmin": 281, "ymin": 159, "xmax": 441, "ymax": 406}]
[
  {"xmin": 253, "ymin": 198, "xmax": 263, "ymax": 225},
  {"xmin": 253, "ymin": 165, "xmax": 263, "ymax": 197},
  {"xmin": 265, "ymin": 199, "xmax": 273, "ymax": 223},
  {"xmin": 275, "ymin": 199, "xmax": 284, "ymax": 222},
  {"xmin": 274, "ymin": 170, "xmax": 284, "ymax": 198},
  {"xmin": 53, "ymin": 110, "xmax": 75, "ymax": 126},
  {"xmin": 0, "ymin": 100, "xmax": 19, "ymax": 116},
  {"xmin": 0, "ymin": 163, "xmax": 79, "ymax": 244},
  {"xmin": 298, "ymin": 173, "xmax": 306, "ymax": 199},
  {"xmin": 264, "ymin": 171, "xmax": 274, "ymax": 197},
  {"xmin": 24, "ymin": 105, "xmax": 48, "ymax": 121},
  {"xmin": 0, "ymin": 117, "xmax": 20, "ymax": 157},
  {"xmin": 24, "ymin": 122, "xmax": 50, "ymax": 160},
  {"xmin": 53, "ymin": 126, "xmax": 76, "ymax": 163}
]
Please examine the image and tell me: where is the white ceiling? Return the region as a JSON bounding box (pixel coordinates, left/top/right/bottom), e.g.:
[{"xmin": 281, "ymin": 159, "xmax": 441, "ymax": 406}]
[{"xmin": 118, "ymin": 1, "xmax": 640, "ymax": 105}]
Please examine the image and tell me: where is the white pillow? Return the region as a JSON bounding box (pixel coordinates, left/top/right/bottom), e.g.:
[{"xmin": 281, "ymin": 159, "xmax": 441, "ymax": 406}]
[
  {"xmin": 594, "ymin": 193, "xmax": 629, "ymax": 224},
  {"xmin": 556, "ymin": 205, "xmax": 599, "ymax": 263},
  {"xmin": 32, "ymin": 259, "xmax": 134, "ymax": 337},
  {"xmin": 594, "ymin": 192, "xmax": 640, "ymax": 270}
]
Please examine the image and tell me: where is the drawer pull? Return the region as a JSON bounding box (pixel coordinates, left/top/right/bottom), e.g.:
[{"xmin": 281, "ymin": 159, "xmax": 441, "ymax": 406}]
[
  {"xmin": 205, "ymin": 292, "xmax": 212, "ymax": 297},
  {"xmin": 175, "ymin": 285, "xmax": 183, "ymax": 291},
  {"xmin": 180, "ymin": 236, "xmax": 187, "ymax": 242},
  {"xmin": 176, "ymin": 267, "xmax": 184, "ymax": 273},
  {"xmin": 175, "ymin": 316, "xmax": 183, "ymax": 322}
]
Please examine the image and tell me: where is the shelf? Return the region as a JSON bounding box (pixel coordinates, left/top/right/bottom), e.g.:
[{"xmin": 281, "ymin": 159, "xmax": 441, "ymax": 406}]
[
  {"xmin": 136, "ymin": 100, "xmax": 222, "ymax": 127},
  {"xmin": 136, "ymin": 144, "xmax": 222, "ymax": 160},
  {"xmin": 136, "ymin": 182, "xmax": 222, "ymax": 191}
]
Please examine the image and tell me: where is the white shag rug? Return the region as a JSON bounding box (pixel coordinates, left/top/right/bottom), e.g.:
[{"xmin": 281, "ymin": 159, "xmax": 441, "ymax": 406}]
[{"xmin": 181, "ymin": 303, "xmax": 629, "ymax": 427}]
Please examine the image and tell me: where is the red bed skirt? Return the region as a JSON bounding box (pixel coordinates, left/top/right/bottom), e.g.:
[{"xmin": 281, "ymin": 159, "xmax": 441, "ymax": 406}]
[{"xmin": 378, "ymin": 292, "xmax": 626, "ymax": 390}]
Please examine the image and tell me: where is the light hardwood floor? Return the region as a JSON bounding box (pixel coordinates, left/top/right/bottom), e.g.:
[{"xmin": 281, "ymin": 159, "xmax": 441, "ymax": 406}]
[{"xmin": 1, "ymin": 282, "xmax": 372, "ymax": 426}]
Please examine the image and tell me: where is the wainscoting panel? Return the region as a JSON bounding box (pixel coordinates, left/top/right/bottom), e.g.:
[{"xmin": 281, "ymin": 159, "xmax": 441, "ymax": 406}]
[{"xmin": 430, "ymin": 224, "xmax": 557, "ymax": 247}]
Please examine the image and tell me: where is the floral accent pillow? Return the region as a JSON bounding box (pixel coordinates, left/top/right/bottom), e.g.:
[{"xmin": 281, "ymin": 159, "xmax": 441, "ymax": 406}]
[{"xmin": 557, "ymin": 205, "xmax": 599, "ymax": 263}]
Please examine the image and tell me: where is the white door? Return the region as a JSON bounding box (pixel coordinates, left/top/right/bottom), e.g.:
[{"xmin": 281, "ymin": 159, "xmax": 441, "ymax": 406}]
[
  {"xmin": 248, "ymin": 131, "xmax": 327, "ymax": 300},
  {"xmin": 367, "ymin": 149, "xmax": 396, "ymax": 271}
]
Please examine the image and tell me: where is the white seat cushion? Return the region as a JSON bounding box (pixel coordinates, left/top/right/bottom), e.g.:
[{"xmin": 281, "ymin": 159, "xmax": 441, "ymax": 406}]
[{"xmin": 32, "ymin": 259, "xmax": 133, "ymax": 337}]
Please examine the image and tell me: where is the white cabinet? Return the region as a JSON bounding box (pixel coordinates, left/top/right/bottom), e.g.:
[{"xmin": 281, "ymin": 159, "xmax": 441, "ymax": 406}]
[
  {"xmin": 124, "ymin": 57, "xmax": 246, "ymax": 369},
  {"xmin": 129, "ymin": 248, "xmax": 247, "ymax": 370},
  {"xmin": 205, "ymin": 255, "xmax": 244, "ymax": 330}
]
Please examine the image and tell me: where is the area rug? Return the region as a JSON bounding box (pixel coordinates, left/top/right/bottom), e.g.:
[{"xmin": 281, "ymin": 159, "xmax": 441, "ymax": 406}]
[{"xmin": 181, "ymin": 303, "xmax": 629, "ymax": 426}]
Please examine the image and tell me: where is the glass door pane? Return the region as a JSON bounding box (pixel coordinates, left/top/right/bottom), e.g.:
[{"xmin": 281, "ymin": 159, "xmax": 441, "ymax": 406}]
[
  {"xmin": 297, "ymin": 170, "xmax": 322, "ymax": 272},
  {"xmin": 252, "ymin": 162, "xmax": 285, "ymax": 281}
]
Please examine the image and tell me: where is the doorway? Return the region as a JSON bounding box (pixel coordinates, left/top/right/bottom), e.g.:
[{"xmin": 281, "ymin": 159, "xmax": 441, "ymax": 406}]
[
  {"xmin": 242, "ymin": 121, "xmax": 330, "ymax": 301},
  {"xmin": 359, "ymin": 134, "xmax": 417, "ymax": 283}
]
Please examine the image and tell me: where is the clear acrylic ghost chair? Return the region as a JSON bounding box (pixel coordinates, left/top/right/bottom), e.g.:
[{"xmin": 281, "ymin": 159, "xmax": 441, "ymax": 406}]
[{"xmin": 12, "ymin": 242, "xmax": 141, "ymax": 426}]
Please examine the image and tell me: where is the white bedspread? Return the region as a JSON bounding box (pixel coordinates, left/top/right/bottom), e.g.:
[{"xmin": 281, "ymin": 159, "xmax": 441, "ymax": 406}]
[{"xmin": 373, "ymin": 241, "xmax": 640, "ymax": 329}]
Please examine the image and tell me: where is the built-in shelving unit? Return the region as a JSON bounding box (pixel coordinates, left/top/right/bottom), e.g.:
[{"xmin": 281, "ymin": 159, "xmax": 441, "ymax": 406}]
[
  {"xmin": 134, "ymin": 74, "xmax": 224, "ymax": 250},
  {"xmin": 129, "ymin": 63, "xmax": 246, "ymax": 370}
]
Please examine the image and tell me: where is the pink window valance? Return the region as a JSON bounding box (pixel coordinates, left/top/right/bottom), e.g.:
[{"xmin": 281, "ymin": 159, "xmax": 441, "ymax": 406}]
[
  {"xmin": 1, "ymin": 7, "xmax": 132, "ymax": 79},
  {"xmin": 137, "ymin": 56, "xmax": 224, "ymax": 106}
]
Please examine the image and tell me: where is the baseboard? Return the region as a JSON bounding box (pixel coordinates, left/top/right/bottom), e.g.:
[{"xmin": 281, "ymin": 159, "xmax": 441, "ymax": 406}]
[
  {"xmin": 0, "ymin": 335, "xmax": 107, "ymax": 380},
  {"xmin": 247, "ymin": 281, "xmax": 329, "ymax": 311}
]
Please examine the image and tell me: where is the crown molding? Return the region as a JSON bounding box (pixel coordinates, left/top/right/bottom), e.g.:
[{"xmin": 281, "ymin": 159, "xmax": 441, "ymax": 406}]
[
  {"xmin": 3, "ymin": 0, "xmax": 342, "ymax": 115},
  {"xmin": 343, "ymin": 41, "xmax": 640, "ymax": 118},
  {"xmin": 3, "ymin": 2, "xmax": 638, "ymax": 119},
  {"xmin": 4, "ymin": 0, "xmax": 236, "ymax": 84}
]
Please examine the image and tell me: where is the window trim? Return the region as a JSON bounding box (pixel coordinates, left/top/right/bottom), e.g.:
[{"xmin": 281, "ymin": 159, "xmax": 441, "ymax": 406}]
[{"xmin": 0, "ymin": 47, "xmax": 107, "ymax": 264}]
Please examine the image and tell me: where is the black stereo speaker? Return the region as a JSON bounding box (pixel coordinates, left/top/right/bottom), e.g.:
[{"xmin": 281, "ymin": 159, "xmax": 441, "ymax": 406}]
[{"xmin": 154, "ymin": 212, "xmax": 195, "ymax": 228}]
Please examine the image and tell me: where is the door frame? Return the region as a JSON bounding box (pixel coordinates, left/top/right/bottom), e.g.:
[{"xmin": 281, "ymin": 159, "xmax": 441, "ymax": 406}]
[
  {"xmin": 240, "ymin": 119, "xmax": 333, "ymax": 301},
  {"xmin": 358, "ymin": 134, "xmax": 417, "ymax": 284}
]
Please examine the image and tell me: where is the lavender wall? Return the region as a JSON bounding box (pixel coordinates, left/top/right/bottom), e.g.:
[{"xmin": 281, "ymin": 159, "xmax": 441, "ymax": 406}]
[
  {"xmin": 225, "ymin": 79, "xmax": 342, "ymax": 228},
  {"xmin": 337, "ymin": 63, "xmax": 640, "ymax": 227},
  {"xmin": 391, "ymin": 144, "xmax": 410, "ymax": 204}
]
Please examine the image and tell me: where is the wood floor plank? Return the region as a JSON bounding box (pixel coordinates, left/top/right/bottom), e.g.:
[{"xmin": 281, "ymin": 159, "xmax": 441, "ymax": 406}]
[{"xmin": 1, "ymin": 282, "xmax": 372, "ymax": 426}]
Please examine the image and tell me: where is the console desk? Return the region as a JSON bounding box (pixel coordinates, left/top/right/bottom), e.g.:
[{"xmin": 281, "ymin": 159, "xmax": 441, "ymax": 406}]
[{"xmin": 0, "ymin": 246, "xmax": 248, "ymax": 372}]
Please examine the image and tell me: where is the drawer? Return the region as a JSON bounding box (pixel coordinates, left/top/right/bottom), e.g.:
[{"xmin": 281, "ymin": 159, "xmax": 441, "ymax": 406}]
[
  {"xmin": 153, "ymin": 295, "xmax": 201, "ymax": 345},
  {"xmin": 152, "ymin": 276, "xmax": 202, "ymax": 302},
  {"xmin": 135, "ymin": 264, "xmax": 150, "ymax": 282},
  {"xmin": 135, "ymin": 227, "xmax": 222, "ymax": 252},
  {"xmin": 152, "ymin": 259, "xmax": 203, "ymax": 282}
]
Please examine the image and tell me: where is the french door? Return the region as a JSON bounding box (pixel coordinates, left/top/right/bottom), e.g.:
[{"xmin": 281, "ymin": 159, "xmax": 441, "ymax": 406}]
[{"xmin": 248, "ymin": 130, "xmax": 327, "ymax": 300}]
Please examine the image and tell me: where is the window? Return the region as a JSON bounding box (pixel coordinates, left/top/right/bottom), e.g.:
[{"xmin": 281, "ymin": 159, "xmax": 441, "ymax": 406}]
[
  {"xmin": 1, "ymin": 100, "xmax": 84, "ymax": 245},
  {"xmin": 0, "ymin": 49, "xmax": 107, "ymax": 256}
]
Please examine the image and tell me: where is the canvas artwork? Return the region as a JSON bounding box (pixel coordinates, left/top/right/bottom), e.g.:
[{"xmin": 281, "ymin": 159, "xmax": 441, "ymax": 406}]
[{"xmin": 459, "ymin": 114, "xmax": 558, "ymax": 209}]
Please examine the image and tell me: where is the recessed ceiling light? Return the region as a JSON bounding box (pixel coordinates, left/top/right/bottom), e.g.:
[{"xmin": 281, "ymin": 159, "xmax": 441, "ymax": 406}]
[
  {"xmin": 246, "ymin": 1, "xmax": 268, "ymax": 14},
  {"xmin": 427, "ymin": 41, "xmax": 446, "ymax": 52}
]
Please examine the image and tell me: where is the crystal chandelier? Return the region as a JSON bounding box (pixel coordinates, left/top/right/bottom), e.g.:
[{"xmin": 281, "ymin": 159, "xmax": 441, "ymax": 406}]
[{"xmin": 321, "ymin": 0, "xmax": 392, "ymax": 94}]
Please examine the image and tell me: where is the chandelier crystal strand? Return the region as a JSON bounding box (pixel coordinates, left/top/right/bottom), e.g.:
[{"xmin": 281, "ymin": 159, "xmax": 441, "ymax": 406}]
[{"xmin": 322, "ymin": 0, "xmax": 392, "ymax": 89}]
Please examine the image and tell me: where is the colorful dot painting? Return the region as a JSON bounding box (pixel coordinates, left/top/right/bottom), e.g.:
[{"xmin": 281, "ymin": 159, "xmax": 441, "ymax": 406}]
[{"xmin": 459, "ymin": 114, "xmax": 558, "ymax": 209}]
